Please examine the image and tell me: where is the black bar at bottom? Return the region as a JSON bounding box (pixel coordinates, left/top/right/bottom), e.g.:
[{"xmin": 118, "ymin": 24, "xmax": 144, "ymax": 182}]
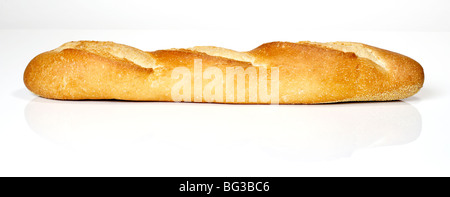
[{"xmin": 0, "ymin": 177, "xmax": 426, "ymax": 196}]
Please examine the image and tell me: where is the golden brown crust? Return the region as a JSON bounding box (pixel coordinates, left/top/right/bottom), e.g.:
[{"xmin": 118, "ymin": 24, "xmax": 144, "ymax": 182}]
[{"xmin": 24, "ymin": 41, "xmax": 424, "ymax": 104}]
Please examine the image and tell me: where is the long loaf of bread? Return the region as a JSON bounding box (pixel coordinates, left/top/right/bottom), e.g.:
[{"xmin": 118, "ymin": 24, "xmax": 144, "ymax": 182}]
[{"xmin": 24, "ymin": 41, "xmax": 424, "ymax": 104}]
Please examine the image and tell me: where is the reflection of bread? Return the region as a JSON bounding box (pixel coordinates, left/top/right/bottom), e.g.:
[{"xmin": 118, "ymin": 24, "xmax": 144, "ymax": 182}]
[
  {"xmin": 25, "ymin": 98, "xmax": 422, "ymax": 161},
  {"xmin": 24, "ymin": 41, "xmax": 424, "ymax": 104}
]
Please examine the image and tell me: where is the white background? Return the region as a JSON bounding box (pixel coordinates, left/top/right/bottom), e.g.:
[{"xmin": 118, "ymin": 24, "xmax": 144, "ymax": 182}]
[{"xmin": 1, "ymin": 0, "xmax": 450, "ymax": 176}]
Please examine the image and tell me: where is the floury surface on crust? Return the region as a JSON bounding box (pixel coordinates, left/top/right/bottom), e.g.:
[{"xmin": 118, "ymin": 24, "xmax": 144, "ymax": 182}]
[{"xmin": 23, "ymin": 41, "xmax": 424, "ymax": 104}]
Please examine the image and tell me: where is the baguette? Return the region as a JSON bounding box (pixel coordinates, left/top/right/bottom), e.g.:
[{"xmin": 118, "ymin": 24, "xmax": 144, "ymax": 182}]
[{"xmin": 23, "ymin": 41, "xmax": 424, "ymax": 104}]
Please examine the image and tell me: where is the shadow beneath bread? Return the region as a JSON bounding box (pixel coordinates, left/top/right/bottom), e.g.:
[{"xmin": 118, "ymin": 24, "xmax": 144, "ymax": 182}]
[
  {"xmin": 11, "ymin": 88, "xmax": 36, "ymax": 101},
  {"xmin": 24, "ymin": 97, "xmax": 422, "ymax": 161},
  {"xmin": 403, "ymin": 86, "xmax": 444, "ymax": 103}
]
